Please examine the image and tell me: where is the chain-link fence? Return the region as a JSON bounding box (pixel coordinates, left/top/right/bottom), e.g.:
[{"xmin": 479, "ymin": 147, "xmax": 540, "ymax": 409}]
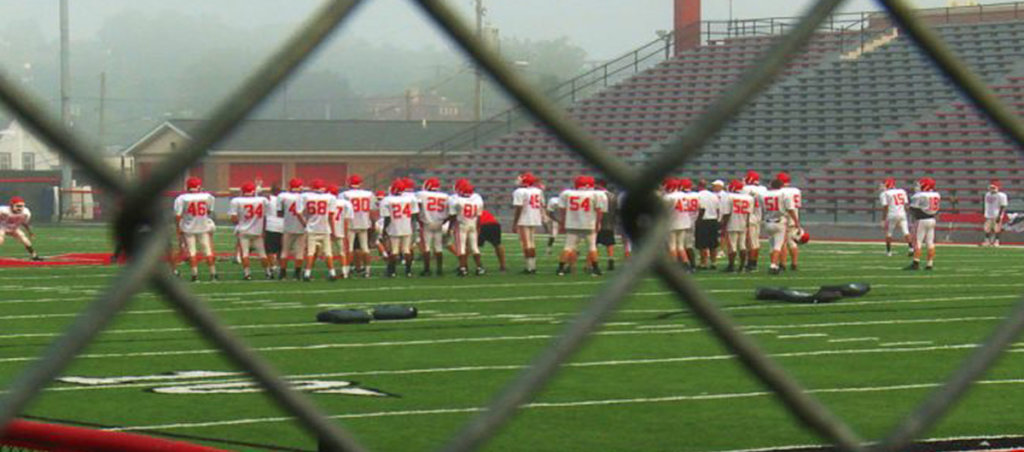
[{"xmin": 2, "ymin": 0, "xmax": 1024, "ymax": 451}]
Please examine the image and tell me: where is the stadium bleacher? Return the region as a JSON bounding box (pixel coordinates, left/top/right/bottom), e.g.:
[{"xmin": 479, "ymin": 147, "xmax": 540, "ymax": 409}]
[{"xmin": 424, "ymin": 13, "xmax": 1024, "ymax": 221}]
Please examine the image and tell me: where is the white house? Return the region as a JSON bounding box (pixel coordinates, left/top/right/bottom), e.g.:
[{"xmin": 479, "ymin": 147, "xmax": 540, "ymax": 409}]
[{"xmin": 0, "ymin": 120, "xmax": 62, "ymax": 171}]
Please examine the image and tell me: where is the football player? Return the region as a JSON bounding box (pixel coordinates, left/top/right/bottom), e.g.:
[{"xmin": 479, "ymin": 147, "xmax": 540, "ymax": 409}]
[
  {"xmin": 776, "ymin": 172, "xmax": 803, "ymax": 271},
  {"xmin": 300, "ymin": 179, "xmax": 338, "ymax": 281},
  {"xmin": 907, "ymin": 177, "xmax": 940, "ymax": 270},
  {"xmin": 173, "ymin": 177, "xmax": 217, "ymax": 281},
  {"xmin": 342, "ymin": 174, "xmax": 377, "ymax": 278},
  {"xmin": 380, "ymin": 179, "xmax": 419, "ymax": 277},
  {"xmin": 448, "ymin": 179, "xmax": 485, "ymax": 276},
  {"xmin": 741, "ymin": 170, "xmax": 768, "ymax": 271},
  {"xmin": 720, "ymin": 179, "xmax": 753, "ymax": 273},
  {"xmin": 264, "ymin": 185, "xmax": 284, "ymax": 277},
  {"xmin": 0, "ymin": 196, "xmax": 41, "ymax": 260},
  {"xmin": 228, "ymin": 182, "xmax": 272, "ymax": 280},
  {"xmin": 595, "ymin": 179, "xmax": 619, "ymax": 271},
  {"xmin": 982, "ymin": 179, "xmax": 1008, "ymax": 247},
  {"xmin": 879, "ymin": 177, "xmax": 913, "ymax": 256},
  {"xmin": 664, "ymin": 178, "xmax": 696, "ymax": 271},
  {"xmin": 478, "ymin": 208, "xmax": 507, "ymax": 272},
  {"xmin": 545, "ymin": 192, "xmax": 561, "ymax": 255},
  {"xmin": 512, "ymin": 172, "xmax": 545, "ymax": 274},
  {"xmin": 274, "ymin": 178, "xmax": 306, "ymax": 280},
  {"xmin": 329, "ymin": 185, "xmax": 353, "ymax": 278},
  {"xmin": 761, "ymin": 179, "xmax": 793, "ymax": 275},
  {"xmin": 694, "ymin": 179, "xmax": 722, "ymax": 269},
  {"xmin": 416, "ymin": 177, "xmax": 449, "ymax": 276},
  {"xmin": 557, "ymin": 175, "xmax": 604, "ymax": 276}
]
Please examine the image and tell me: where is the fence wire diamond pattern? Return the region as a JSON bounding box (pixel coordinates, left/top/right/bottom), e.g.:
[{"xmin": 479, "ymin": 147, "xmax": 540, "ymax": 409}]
[{"xmin": 0, "ymin": 0, "xmax": 1022, "ymax": 451}]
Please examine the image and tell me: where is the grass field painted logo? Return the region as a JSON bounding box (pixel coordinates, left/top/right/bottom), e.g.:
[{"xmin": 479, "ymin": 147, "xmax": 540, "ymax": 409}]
[{"xmin": 58, "ymin": 371, "xmax": 396, "ymax": 397}]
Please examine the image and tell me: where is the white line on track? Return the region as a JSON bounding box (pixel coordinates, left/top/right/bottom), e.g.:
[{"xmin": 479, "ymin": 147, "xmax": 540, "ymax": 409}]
[{"xmin": 106, "ymin": 377, "xmax": 1024, "ymax": 431}]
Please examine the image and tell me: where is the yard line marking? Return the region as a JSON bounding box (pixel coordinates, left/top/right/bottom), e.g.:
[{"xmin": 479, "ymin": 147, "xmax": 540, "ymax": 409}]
[
  {"xmin": 105, "ymin": 377, "xmax": 1024, "ymax": 431},
  {"xmin": 828, "ymin": 337, "xmax": 879, "ymax": 343},
  {"xmin": 776, "ymin": 333, "xmax": 828, "ymax": 339},
  {"xmin": 880, "ymin": 341, "xmax": 933, "ymax": 347}
]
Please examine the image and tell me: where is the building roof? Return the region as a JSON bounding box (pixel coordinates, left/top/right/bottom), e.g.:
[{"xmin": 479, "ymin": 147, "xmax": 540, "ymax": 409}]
[{"xmin": 124, "ymin": 119, "xmax": 498, "ymax": 156}]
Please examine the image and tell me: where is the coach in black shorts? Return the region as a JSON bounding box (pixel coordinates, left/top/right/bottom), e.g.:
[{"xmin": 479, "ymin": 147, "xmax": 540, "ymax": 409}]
[
  {"xmin": 695, "ymin": 179, "xmax": 723, "ymax": 269},
  {"xmin": 595, "ymin": 179, "xmax": 619, "ymax": 271},
  {"xmin": 477, "ymin": 209, "xmax": 507, "ymax": 272}
]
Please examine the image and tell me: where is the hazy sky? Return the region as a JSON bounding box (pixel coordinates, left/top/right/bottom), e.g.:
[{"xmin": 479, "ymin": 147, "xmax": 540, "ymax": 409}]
[{"xmin": 0, "ymin": 0, "xmax": 1005, "ymax": 60}]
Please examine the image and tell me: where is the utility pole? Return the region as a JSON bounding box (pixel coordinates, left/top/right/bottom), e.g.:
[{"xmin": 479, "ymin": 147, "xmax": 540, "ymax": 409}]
[
  {"xmin": 59, "ymin": 0, "xmax": 72, "ymax": 221},
  {"xmin": 473, "ymin": 0, "xmax": 484, "ymax": 122}
]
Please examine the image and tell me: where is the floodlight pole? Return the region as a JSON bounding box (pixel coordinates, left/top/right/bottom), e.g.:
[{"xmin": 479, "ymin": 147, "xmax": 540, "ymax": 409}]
[
  {"xmin": 473, "ymin": 0, "xmax": 484, "ymax": 122},
  {"xmin": 59, "ymin": 0, "xmax": 72, "ymax": 221}
]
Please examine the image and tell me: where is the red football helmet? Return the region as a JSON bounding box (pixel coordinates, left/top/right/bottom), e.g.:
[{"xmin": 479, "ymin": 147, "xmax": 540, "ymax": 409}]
[
  {"xmin": 454, "ymin": 178, "xmax": 470, "ymax": 192},
  {"xmin": 918, "ymin": 177, "xmax": 936, "ymax": 191},
  {"xmin": 662, "ymin": 178, "xmax": 677, "ymax": 192},
  {"xmin": 310, "ymin": 179, "xmax": 326, "ymax": 191},
  {"xmin": 401, "ymin": 177, "xmax": 415, "ymax": 192},
  {"xmin": 884, "ymin": 178, "xmax": 896, "ymax": 189},
  {"xmin": 423, "ymin": 177, "xmax": 441, "ymax": 191},
  {"xmin": 240, "ymin": 182, "xmax": 256, "ymax": 195},
  {"xmin": 186, "ymin": 177, "xmax": 202, "ymax": 190},
  {"xmin": 989, "ymin": 179, "xmax": 1001, "ymax": 190},
  {"xmin": 9, "ymin": 196, "xmax": 24, "ymax": 206},
  {"xmin": 796, "ymin": 229, "xmax": 810, "ymax": 245},
  {"xmin": 348, "ymin": 174, "xmax": 363, "ymax": 187},
  {"xmin": 327, "ymin": 184, "xmax": 340, "ymax": 196},
  {"xmin": 574, "ymin": 176, "xmax": 589, "ymax": 189},
  {"xmin": 776, "ymin": 172, "xmax": 791, "ymax": 184},
  {"xmin": 389, "ymin": 179, "xmax": 405, "ymax": 195},
  {"xmin": 458, "ymin": 182, "xmax": 475, "ymax": 195},
  {"xmin": 289, "ymin": 178, "xmax": 304, "ymax": 190},
  {"xmin": 678, "ymin": 178, "xmax": 693, "ymax": 191},
  {"xmin": 728, "ymin": 179, "xmax": 745, "ymax": 192},
  {"xmin": 744, "ymin": 170, "xmax": 760, "ymax": 185},
  {"xmin": 519, "ymin": 172, "xmax": 537, "ymax": 186}
]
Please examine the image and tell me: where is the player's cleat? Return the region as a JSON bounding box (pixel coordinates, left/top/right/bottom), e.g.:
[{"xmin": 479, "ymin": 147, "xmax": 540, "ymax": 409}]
[
  {"xmin": 303, "ymin": 275, "xmax": 312, "ymax": 282},
  {"xmin": 456, "ymin": 267, "xmax": 468, "ymax": 277},
  {"xmin": 278, "ymin": 268, "xmax": 287, "ymax": 280},
  {"xmin": 590, "ymin": 266, "xmax": 603, "ymax": 277},
  {"xmin": 190, "ymin": 275, "xmax": 199, "ymax": 282},
  {"xmin": 903, "ymin": 261, "xmax": 920, "ymax": 271},
  {"xmin": 30, "ymin": 255, "xmax": 43, "ymax": 261},
  {"xmin": 789, "ymin": 264, "xmax": 798, "ymax": 272},
  {"xmin": 328, "ymin": 274, "xmax": 338, "ymax": 282},
  {"xmin": 723, "ymin": 265, "xmax": 735, "ymax": 273},
  {"xmin": 210, "ymin": 274, "xmax": 219, "ymax": 282},
  {"xmin": 907, "ymin": 249, "xmax": 915, "ymax": 257},
  {"xmin": 886, "ymin": 251, "xmax": 892, "ymax": 257},
  {"xmin": 420, "ymin": 269, "xmax": 432, "ymax": 277},
  {"xmin": 475, "ymin": 267, "xmax": 486, "ymax": 276},
  {"xmin": 293, "ymin": 268, "xmax": 302, "ymax": 280},
  {"xmin": 709, "ymin": 264, "xmax": 718, "ymax": 270},
  {"xmin": 265, "ymin": 272, "xmax": 274, "ymax": 280},
  {"xmin": 768, "ymin": 267, "xmax": 781, "ymax": 275},
  {"xmin": 243, "ymin": 274, "xmax": 252, "ymax": 281},
  {"xmin": 925, "ymin": 265, "xmax": 933, "ymax": 271},
  {"xmin": 406, "ymin": 271, "xmax": 414, "ymax": 277},
  {"xmin": 994, "ymin": 240, "xmax": 1001, "ymax": 247}
]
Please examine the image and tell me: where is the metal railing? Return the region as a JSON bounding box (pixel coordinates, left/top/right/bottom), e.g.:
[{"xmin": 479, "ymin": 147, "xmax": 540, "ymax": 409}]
[{"xmin": 2, "ymin": 1, "xmax": 1024, "ymax": 451}]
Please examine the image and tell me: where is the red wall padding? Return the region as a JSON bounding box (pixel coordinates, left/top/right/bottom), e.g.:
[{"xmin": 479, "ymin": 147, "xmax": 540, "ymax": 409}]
[
  {"xmin": 294, "ymin": 163, "xmax": 347, "ymax": 186},
  {"xmin": 229, "ymin": 163, "xmax": 283, "ymax": 188}
]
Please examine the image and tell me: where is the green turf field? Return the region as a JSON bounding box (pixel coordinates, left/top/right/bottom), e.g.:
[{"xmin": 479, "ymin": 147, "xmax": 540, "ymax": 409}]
[{"xmin": 2, "ymin": 225, "xmax": 1023, "ymax": 451}]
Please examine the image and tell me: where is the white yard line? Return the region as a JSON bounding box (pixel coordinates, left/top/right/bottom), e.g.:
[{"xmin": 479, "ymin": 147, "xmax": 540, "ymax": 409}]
[
  {"xmin": 776, "ymin": 333, "xmax": 828, "ymax": 339},
  {"xmin": 105, "ymin": 377, "xmax": 1024, "ymax": 431},
  {"xmin": 828, "ymin": 337, "xmax": 879, "ymax": 343}
]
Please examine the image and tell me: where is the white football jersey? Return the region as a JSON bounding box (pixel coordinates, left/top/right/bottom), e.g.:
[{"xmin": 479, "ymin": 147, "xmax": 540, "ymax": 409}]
[
  {"xmin": 0, "ymin": 206, "xmax": 31, "ymax": 233},
  {"xmin": 449, "ymin": 193, "xmax": 484, "ymax": 226},
  {"xmin": 301, "ymin": 192, "xmax": 338, "ymax": 234},
  {"xmin": 697, "ymin": 189, "xmax": 720, "ymax": 220},
  {"xmin": 879, "ymin": 188, "xmax": 909, "ymax": 219},
  {"xmin": 741, "ymin": 184, "xmax": 768, "ymax": 222},
  {"xmin": 417, "ymin": 190, "xmax": 450, "ymax": 226},
  {"xmin": 559, "ymin": 189, "xmax": 602, "ymax": 230},
  {"xmin": 911, "ymin": 191, "xmax": 941, "ymax": 217},
  {"xmin": 173, "ymin": 192, "xmax": 216, "ymax": 234},
  {"xmin": 665, "ymin": 191, "xmax": 699, "ymax": 230},
  {"xmin": 265, "ymin": 195, "xmax": 284, "ymax": 233},
  {"xmin": 781, "ymin": 186, "xmax": 802, "ymax": 213},
  {"xmin": 275, "ymin": 192, "xmax": 306, "ymax": 234},
  {"xmin": 761, "ymin": 189, "xmax": 792, "ymax": 223},
  {"xmin": 343, "ymin": 189, "xmax": 377, "ymax": 230},
  {"xmin": 228, "ymin": 196, "xmax": 270, "ymax": 235},
  {"xmin": 984, "ymin": 191, "xmax": 1008, "ymax": 219},
  {"xmin": 722, "ymin": 192, "xmax": 754, "ymax": 232},
  {"xmin": 381, "ymin": 194, "xmax": 419, "ymax": 236},
  {"xmin": 332, "ymin": 197, "xmax": 354, "ymax": 238},
  {"xmin": 547, "ymin": 196, "xmax": 560, "ymax": 215},
  {"xmin": 512, "ymin": 186, "xmax": 546, "ymax": 227}
]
